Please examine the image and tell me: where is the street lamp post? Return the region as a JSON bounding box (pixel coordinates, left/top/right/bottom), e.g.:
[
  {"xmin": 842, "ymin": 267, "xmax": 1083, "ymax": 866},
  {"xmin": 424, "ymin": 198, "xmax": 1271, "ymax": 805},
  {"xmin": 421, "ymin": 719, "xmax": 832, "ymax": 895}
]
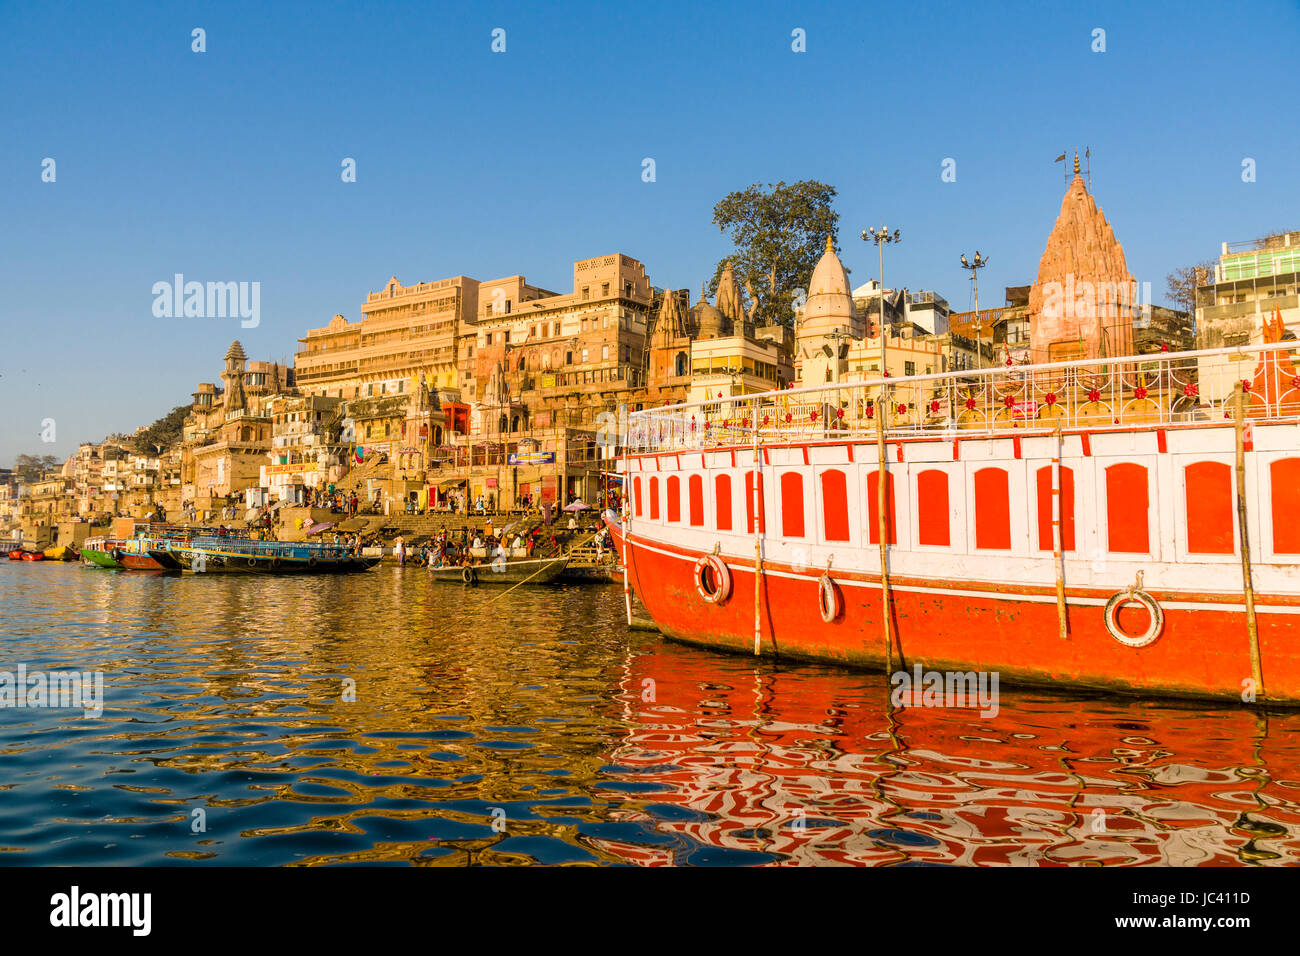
[
  {"xmin": 960, "ymin": 251, "xmax": 989, "ymax": 368},
  {"xmin": 862, "ymin": 227, "xmax": 901, "ymax": 380}
]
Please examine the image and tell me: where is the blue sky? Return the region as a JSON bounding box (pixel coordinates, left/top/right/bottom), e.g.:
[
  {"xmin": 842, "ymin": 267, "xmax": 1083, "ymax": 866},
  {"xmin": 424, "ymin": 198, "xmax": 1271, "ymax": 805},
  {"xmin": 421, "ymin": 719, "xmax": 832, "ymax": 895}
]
[{"xmin": 2, "ymin": 0, "xmax": 1297, "ymax": 466}]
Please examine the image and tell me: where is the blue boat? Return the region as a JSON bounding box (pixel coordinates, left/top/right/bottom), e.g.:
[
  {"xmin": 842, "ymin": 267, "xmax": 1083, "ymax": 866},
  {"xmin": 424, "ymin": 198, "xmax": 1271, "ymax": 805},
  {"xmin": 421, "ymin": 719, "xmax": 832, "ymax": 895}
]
[{"xmin": 160, "ymin": 535, "xmax": 380, "ymax": 574}]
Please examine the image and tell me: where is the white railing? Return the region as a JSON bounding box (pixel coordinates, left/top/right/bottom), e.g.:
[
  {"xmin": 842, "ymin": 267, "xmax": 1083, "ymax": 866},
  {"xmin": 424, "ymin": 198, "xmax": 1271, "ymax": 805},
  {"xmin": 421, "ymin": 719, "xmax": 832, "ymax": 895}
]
[{"xmin": 627, "ymin": 342, "xmax": 1300, "ymax": 452}]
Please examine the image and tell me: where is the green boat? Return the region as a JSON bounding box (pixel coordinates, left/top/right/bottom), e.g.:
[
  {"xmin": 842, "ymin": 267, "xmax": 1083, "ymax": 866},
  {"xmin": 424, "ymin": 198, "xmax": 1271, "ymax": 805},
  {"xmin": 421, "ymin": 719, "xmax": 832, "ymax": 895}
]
[{"xmin": 79, "ymin": 537, "xmax": 123, "ymax": 568}]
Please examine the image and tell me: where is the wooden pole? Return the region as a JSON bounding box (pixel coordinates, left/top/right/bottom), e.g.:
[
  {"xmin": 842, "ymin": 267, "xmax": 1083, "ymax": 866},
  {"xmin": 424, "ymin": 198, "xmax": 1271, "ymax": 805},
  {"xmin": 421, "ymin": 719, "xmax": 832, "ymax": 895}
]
[
  {"xmin": 622, "ymin": 410, "xmax": 632, "ymax": 626},
  {"xmin": 753, "ymin": 411, "xmax": 763, "ymax": 656},
  {"xmin": 1052, "ymin": 425, "xmax": 1068, "ymax": 640},
  {"xmin": 875, "ymin": 392, "xmax": 893, "ymax": 673},
  {"xmin": 1234, "ymin": 382, "xmax": 1265, "ymax": 699}
]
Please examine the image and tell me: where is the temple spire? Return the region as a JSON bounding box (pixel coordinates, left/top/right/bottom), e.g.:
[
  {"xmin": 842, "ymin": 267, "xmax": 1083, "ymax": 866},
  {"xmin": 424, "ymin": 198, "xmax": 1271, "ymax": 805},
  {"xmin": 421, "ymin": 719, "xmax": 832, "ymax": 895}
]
[{"xmin": 1073, "ymin": 151, "xmax": 1080, "ymax": 176}]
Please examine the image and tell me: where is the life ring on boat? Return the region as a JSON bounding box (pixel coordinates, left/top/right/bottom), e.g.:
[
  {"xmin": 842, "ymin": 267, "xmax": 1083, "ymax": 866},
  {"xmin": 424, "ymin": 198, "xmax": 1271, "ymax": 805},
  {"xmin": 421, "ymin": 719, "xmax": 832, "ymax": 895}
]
[
  {"xmin": 307, "ymin": 557, "xmax": 318, "ymax": 569},
  {"xmin": 269, "ymin": 558, "xmax": 280, "ymax": 570},
  {"xmin": 818, "ymin": 573, "xmax": 840, "ymax": 623},
  {"xmin": 462, "ymin": 566, "xmax": 477, "ymax": 585},
  {"xmin": 245, "ymin": 556, "xmax": 257, "ymax": 568},
  {"xmin": 1104, "ymin": 587, "xmax": 1164, "ymax": 648},
  {"xmin": 693, "ymin": 554, "xmax": 731, "ymax": 604}
]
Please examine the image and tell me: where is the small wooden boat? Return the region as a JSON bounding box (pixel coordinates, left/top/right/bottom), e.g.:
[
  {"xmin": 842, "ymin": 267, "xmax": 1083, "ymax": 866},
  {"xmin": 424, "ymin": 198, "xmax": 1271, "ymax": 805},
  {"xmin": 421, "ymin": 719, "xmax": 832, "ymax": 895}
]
[
  {"xmin": 43, "ymin": 545, "xmax": 75, "ymax": 561},
  {"xmin": 114, "ymin": 536, "xmax": 175, "ymax": 571},
  {"xmin": 165, "ymin": 535, "xmax": 381, "ymax": 574},
  {"xmin": 7, "ymin": 549, "xmax": 23, "ymax": 561},
  {"xmin": 21, "ymin": 551, "xmax": 45, "ymax": 561},
  {"xmin": 80, "ymin": 538, "xmax": 124, "ymax": 569},
  {"xmin": 428, "ymin": 555, "xmax": 570, "ymax": 585}
]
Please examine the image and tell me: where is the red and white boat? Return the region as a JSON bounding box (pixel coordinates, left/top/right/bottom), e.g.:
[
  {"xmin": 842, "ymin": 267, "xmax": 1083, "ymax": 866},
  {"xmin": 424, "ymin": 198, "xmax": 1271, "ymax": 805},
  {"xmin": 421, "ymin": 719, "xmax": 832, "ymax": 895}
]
[{"xmin": 609, "ymin": 330, "xmax": 1300, "ymax": 705}]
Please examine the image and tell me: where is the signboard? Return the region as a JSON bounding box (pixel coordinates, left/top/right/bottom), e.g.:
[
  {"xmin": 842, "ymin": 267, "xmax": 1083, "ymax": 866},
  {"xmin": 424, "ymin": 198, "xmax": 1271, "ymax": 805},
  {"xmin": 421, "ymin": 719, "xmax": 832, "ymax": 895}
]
[
  {"xmin": 541, "ymin": 374, "xmax": 556, "ymax": 388},
  {"xmin": 508, "ymin": 452, "xmax": 555, "ymax": 465},
  {"xmin": 1009, "ymin": 401, "xmax": 1037, "ymax": 420},
  {"xmin": 266, "ymin": 462, "xmax": 317, "ymax": 476}
]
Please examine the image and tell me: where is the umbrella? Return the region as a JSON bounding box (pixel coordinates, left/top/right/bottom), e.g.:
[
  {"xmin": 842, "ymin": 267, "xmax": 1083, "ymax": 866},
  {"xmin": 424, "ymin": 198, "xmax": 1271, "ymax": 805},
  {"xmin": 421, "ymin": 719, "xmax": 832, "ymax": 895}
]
[{"xmin": 563, "ymin": 500, "xmax": 590, "ymax": 512}]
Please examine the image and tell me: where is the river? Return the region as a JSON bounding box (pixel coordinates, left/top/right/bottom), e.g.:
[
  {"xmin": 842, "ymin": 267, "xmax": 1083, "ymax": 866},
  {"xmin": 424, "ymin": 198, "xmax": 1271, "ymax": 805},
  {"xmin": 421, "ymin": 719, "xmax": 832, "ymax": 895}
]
[{"xmin": 1, "ymin": 561, "xmax": 1296, "ymax": 865}]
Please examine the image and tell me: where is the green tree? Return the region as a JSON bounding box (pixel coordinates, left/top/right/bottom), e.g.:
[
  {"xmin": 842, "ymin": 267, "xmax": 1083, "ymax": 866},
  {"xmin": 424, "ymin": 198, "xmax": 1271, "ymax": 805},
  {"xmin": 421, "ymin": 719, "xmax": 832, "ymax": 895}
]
[
  {"xmin": 12, "ymin": 454, "xmax": 61, "ymax": 481},
  {"xmin": 706, "ymin": 180, "xmax": 840, "ymax": 328},
  {"xmin": 130, "ymin": 404, "xmax": 191, "ymax": 454}
]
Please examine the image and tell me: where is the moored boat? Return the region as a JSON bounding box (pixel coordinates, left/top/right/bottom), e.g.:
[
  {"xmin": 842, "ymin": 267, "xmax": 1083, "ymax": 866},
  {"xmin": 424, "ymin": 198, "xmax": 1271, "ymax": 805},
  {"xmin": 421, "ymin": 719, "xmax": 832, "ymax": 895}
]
[
  {"xmin": 43, "ymin": 545, "xmax": 75, "ymax": 561},
  {"xmin": 20, "ymin": 551, "xmax": 45, "ymax": 561},
  {"xmin": 613, "ymin": 339, "xmax": 1300, "ymax": 705},
  {"xmin": 428, "ymin": 555, "xmax": 570, "ymax": 585},
  {"xmin": 80, "ymin": 537, "xmax": 124, "ymax": 569},
  {"xmin": 164, "ymin": 535, "xmax": 381, "ymax": 574}
]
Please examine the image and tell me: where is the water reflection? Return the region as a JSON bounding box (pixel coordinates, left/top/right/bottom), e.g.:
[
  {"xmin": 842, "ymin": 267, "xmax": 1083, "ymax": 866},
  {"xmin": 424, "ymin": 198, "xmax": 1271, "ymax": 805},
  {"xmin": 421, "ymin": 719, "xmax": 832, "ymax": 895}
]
[{"xmin": 1, "ymin": 562, "xmax": 1296, "ymax": 865}]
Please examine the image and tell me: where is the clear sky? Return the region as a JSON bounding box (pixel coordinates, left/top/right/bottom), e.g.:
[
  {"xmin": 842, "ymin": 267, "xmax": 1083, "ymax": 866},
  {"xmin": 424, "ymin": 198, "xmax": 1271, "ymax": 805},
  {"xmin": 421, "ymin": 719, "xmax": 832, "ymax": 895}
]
[{"xmin": 2, "ymin": 0, "xmax": 1296, "ymax": 467}]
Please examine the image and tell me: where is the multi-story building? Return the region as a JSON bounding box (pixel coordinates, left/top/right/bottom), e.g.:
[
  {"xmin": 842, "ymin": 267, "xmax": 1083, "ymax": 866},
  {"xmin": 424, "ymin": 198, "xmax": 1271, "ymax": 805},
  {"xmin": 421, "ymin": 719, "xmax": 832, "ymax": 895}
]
[
  {"xmin": 1195, "ymin": 229, "xmax": 1299, "ymax": 401},
  {"xmin": 182, "ymin": 341, "xmax": 290, "ymax": 505},
  {"xmin": 263, "ymin": 394, "xmax": 346, "ymax": 503},
  {"xmin": 295, "ymin": 274, "xmax": 482, "ymax": 400}
]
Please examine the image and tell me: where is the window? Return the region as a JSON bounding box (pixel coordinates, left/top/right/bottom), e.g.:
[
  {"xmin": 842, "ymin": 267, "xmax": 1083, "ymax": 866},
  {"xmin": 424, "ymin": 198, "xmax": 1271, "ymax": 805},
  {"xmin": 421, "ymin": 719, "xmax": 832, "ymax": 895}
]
[
  {"xmin": 1185, "ymin": 461, "xmax": 1233, "ymax": 554},
  {"xmin": 1035, "ymin": 465, "xmax": 1075, "ymax": 551},
  {"xmin": 1105, "ymin": 463, "xmax": 1149, "ymax": 553},
  {"xmin": 715, "ymin": 474, "xmax": 733, "ymax": 530},
  {"xmin": 781, "ymin": 472, "xmax": 805, "ymax": 537},
  {"xmin": 688, "ymin": 475, "xmax": 704, "ymax": 526},
  {"xmin": 649, "ymin": 477, "xmax": 660, "ymax": 520},
  {"xmin": 602, "ymin": 345, "xmax": 610, "ymax": 361},
  {"xmin": 601, "ymin": 282, "xmax": 610, "ymax": 297},
  {"xmin": 821, "ymin": 469, "xmax": 850, "ymax": 541},
  {"xmin": 582, "ymin": 349, "xmax": 589, "ymax": 363},
  {"xmin": 582, "ymin": 287, "xmax": 590, "ymax": 301},
  {"xmin": 566, "ymin": 352, "xmax": 573, "ymax": 365},
  {"xmin": 905, "ymin": 361, "xmax": 916, "ymax": 376},
  {"xmin": 634, "ymin": 477, "xmax": 642, "ymax": 517},
  {"xmin": 666, "ymin": 476, "xmax": 681, "ymax": 522},
  {"xmin": 973, "ymin": 467, "xmax": 1011, "ymax": 549},
  {"xmin": 917, "ymin": 469, "xmax": 950, "ymax": 546},
  {"xmin": 1272, "ymin": 458, "xmax": 1300, "ymax": 553},
  {"xmin": 867, "ymin": 470, "xmax": 897, "ymax": 544}
]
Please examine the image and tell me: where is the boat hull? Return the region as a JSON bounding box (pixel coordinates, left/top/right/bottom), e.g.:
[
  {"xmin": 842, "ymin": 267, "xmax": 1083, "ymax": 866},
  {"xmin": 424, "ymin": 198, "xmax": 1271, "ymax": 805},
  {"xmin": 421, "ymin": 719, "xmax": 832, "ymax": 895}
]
[
  {"xmin": 609, "ymin": 519, "xmax": 1300, "ymax": 705},
  {"xmin": 167, "ymin": 544, "xmax": 380, "ymax": 574},
  {"xmin": 117, "ymin": 552, "xmax": 171, "ymax": 571},
  {"xmin": 79, "ymin": 548, "xmax": 123, "ymax": 569}
]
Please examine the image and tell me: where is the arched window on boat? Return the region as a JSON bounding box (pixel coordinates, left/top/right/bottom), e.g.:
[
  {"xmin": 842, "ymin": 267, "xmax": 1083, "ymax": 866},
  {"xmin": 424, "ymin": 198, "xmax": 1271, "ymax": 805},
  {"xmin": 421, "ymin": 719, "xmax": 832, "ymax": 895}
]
[
  {"xmin": 821, "ymin": 469, "xmax": 850, "ymax": 542},
  {"xmin": 1272, "ymin": 458, "xmax": 1300, "ymax": 554},
  {"xmin": 688, "ymin": 474, "xmax": 704, "ymax": 527},
  {"xmin": 715, "ymin": 474, "xmax": 733, "ymax": 531},
  {"xmin": 973, "ymin": 467, "xmax": 1011, "ymax": 550},
  {"xmin": 1105, "ymin": 462, "xmax": 1149, "ymax": 554},
  {"xmin": 633, "ymin": 476, "xmax": 643, "ymax": 517},
  {"xmin": 666, "ymin": 475, "xmax": 681, "ymax": 523},
  {"xmin": 867, "ymin": 469, "xmax": 897, "ymax": 545},
  {"xmin": 781, "ymin": 472, "xmax": 805, "ymax": 538},
  {"xmin": 1035, "ymin": 464, "xmax": 1076, "ymax": 551},
  {"xmin": 649, "ymin": 477, "xmax": 660, "ymax": 520},
  {"xmin": 917, "ymin": 469, "xmax": 950, "ymax": 547},
  {"xmin": 1185, "ymin": 461, "xmax": 1234, "ymax": 554},
  {"xmin": 745, "ymin": 470, "xmax": 765, "ymax": 534}
]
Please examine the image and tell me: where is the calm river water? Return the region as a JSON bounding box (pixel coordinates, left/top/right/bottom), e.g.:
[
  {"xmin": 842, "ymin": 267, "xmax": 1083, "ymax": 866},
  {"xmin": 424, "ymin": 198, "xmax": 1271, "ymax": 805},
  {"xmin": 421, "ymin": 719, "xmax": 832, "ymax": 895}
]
[{"xmin": 1, "ymin": 561, "xmax": 1297, "ymax": 866}]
